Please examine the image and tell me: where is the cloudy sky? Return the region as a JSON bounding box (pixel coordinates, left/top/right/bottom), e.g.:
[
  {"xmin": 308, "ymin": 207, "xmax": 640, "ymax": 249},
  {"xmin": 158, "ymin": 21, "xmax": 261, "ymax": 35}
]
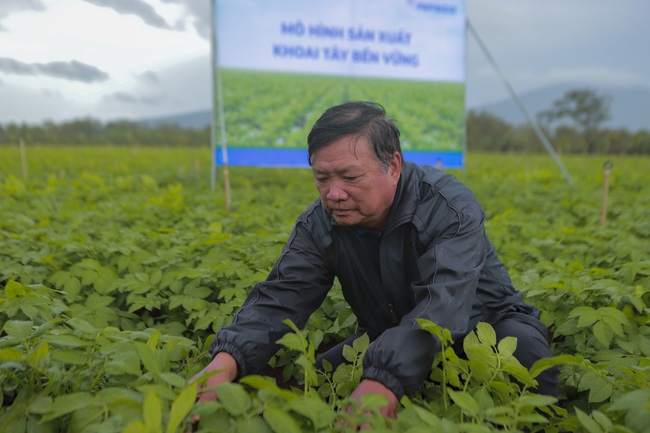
[{"xmin": 0, "ymin": 0, "xmax": 648, "ymax": 124}]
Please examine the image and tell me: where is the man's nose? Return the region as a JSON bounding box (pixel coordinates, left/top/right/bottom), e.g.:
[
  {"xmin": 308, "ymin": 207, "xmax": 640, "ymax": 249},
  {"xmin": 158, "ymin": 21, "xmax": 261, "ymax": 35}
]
[{"xmin": 326, "ymin": 182, "xmax": 348, "ymax": 201}]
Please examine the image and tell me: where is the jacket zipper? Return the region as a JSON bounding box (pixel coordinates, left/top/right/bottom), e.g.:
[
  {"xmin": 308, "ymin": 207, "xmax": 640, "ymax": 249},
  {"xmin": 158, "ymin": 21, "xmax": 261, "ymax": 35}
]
[{"xmin": 388, "ymin": 303, "xmax": 398, "ymax": 324}]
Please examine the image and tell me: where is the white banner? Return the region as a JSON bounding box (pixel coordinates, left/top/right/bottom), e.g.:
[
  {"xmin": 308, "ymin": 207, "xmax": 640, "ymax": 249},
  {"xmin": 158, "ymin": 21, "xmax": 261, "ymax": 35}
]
[{"xmin": 216, "ymin": 0, "xmax": 466, "ymax": 82}]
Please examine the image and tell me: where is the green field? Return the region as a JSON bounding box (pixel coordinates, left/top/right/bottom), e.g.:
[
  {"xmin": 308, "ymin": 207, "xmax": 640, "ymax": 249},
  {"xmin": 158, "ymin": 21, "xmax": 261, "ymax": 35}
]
[
  {"xmin": 218, "ymin": 69, "xmax": 465, "ymax": 151},
  {"xmin": 1, "ymin": 146, "xmax": 649, "ymax": 432}
]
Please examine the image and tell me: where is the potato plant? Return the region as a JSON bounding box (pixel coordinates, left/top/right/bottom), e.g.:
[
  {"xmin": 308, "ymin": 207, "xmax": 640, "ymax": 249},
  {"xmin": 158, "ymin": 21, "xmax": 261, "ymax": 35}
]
[{"xmin": 0, "ymin": 147, "xmax": 648, "ymax": 432}]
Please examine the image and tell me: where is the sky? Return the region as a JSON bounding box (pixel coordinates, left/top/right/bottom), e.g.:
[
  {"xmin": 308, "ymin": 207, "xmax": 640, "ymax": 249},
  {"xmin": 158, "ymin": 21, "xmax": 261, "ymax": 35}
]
[{"xmin": 0, "ymin": 0, "xmax": 649, "ymax": 125}]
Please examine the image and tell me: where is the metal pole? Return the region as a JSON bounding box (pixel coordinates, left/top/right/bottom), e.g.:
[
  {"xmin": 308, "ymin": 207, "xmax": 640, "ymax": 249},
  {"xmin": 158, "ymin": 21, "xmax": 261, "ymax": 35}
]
[
  {"xmin": 210, "ymin": 0, "xmax": 217, "ymax": 192},
  {"xmin": 211, "ymin": 0, "xmax": 231, "ymax": 211},
  {"xmin": 467, "ymin": 19, "xmax": 573, "ymax": 184}
]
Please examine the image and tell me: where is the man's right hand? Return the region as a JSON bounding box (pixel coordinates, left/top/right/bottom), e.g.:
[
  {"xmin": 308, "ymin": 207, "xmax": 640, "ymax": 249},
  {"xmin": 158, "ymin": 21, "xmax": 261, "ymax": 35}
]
[
  {"xmin": 186, "ymin": 352, "xmax": 238, "ymax": 432},
  {"xmin": 191, "ymin": 352, "xmax": 239, "ymax": 402}
]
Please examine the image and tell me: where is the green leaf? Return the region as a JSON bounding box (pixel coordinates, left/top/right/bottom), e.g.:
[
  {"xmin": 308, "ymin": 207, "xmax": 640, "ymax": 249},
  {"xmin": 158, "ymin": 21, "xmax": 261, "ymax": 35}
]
[
  {"xmin": 568, "ymin": 306, "xmax": 595, "ymax": 320},
  {"xmin": 575, "ymin": 407, "xmax": 604, "ymax": 433},
  {"xmin": 464, "ymin": 341, "xmax": 496, "ymax": 369},
  {"xmin": 134, "ymin": 341, "xmax": 161, "ymax": 378},
  {"xmin": 359, "ymin": 393, "xmax": 389, "ymax": 410},
  {"xmin": 575, "ymin": 308, "xmax": 599, "ymax": 328},
  {"xmin": 517, "ymin": 394, "xmax": 557, "ymax": 408},
  {"xmin": 166, "ymin": 383, "xmax": 197, "ymax": 433},
  {"xmin": 50, "ymin": 271, "xmax": 81, "ymax": 298},
  {"xmin": 448, "ymin": 390, "xmax": 480, "ymax": 417},
  {"xmin": 4, "ymin": 279, "xmax": 27, "ymax": 298},
  {"xmin": 235, "ymin": 417, "xmax": 272, "ymax": 433},
  {"xmin": 288, "ymin": 396, "xmax": 335, "ymax": 429},
  {"xmin": 472, "ymin": 387, "xmax": 494, "ymax": 410},
  {"xmin": 146, "ymin": 329, "xmax": 161, "ymax": 351},
  {"xmin": 497, "ymin": 336, "xmax": 517, "ymax": 358},
  {"xmin": 41, "ymin": 392, "xmax": 94, "ymax": 421},
  {"xmin": 639, "ymin": 335, "xmax": 650, "ymax": 357},
  {"xmin": 0, "ymin": 348, "xmax": 23, "ymax": 361},
  {"xmin": 342, "ymin": 344, "xmax": 357, "ymax": 363},
  {"xmin": 591, "ymin": 410, "xmax": 613, "ymax": 431},
  {"xmin": 276, "ymin": 332, "xmax": 305, "ymax": 352},
  {"xmin": 3, "ymin": 320, "xmax": 33, "ymax": 340},
  {"xmin": 51, "ymin": 349, "xmax": 88, "ymax": 365},
  {"xmin": 27, "ymin": 395, "xmax": 53, "ymax": 415},
  {"xmin": 352, "ymin": 333, "xmax": 370, "ymax": 352},
  {"xmin": 588, "ymin": 382, "xmax": 613, "ymax": 404},
  {"xmin": 215, "ymin": 383, "xmax": 251, "ymax": 416},
  {"xmin": 476, "ymin": 322, "xmax": 497, "ymax": 346},
  {"xmin": 44, "ymin": 334, "xmax": 88, "ymax": 348},
  {"xmin": 607, "ymin": 388, "xmax": 650, "ymax": 411},
  {"xmin": 516, "ymin": 413, "xmax": 549, "ymax": 424},
  {"xmin": 160, "ymin": 372, "xmax": 186, "ymax": 388},
  {"xmin": 27, "ymin": 341, "xmax": 49, "ymax": 367},
  {"xmin": 529, "ymin": 354, "xmax": 584, "ymax": 378},
  {"xmin": 264, "ymin": 407, "xmax": 302, "ymax": 433},
  {"xmin": 143, "ymin": 391, "xmax": 162, "ymax": 430},
  {"xmin": 593, "ymin": 320, "xmax": 613, "ymax": 347},
  {"xmin": 600, "ymin": 313, "xmax": 626, "ymax": 337},
  {"xmin": 241, "ymin": 376, "xmax": 297, "ymax": 402},
  {"xmin": 62, "ymin": 317, "xmax": 96, "ymax": 334},
  {"xmin": 123, "ymin": 421, "xmax": 148, "ymax": 433}
]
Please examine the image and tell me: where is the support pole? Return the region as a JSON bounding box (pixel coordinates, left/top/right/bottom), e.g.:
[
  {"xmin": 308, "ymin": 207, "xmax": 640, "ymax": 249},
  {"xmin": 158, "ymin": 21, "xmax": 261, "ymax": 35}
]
[
  {"xmin": 210, "ymin": 0, "xmax": 231, "ymax": 211},
  {"xmin": 209, "ymin": 0, "xmax": 217, "ymax": 192},
  {"xmin": 467, "ymin": 20, "xmax": 573, "ymax": 184},
  {"xmin": 20, "ymin": 138, "xmax": 28, "ymax": 180},
  {"xmin": 600, "ymin": 161, "xmax": 612, "ymax": 226}
]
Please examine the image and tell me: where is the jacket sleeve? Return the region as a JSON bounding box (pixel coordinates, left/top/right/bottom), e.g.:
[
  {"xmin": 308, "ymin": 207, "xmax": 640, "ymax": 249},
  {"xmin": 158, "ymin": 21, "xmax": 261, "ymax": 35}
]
[
  {"xmin": 362, "ymin": 195, "xmax": 487, "ymax": 398},
  {"xmin": 209, "ymin": 216, "xmax": 334, "ymax": 378}
]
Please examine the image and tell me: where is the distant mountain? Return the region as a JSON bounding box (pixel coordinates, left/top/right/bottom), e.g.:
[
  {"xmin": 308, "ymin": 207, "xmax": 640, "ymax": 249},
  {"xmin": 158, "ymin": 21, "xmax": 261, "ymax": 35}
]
[
  {"xmin": 471, "ymin": 83, "xmax": 650, "ymax": 132},
  {"xmin": 139, "ymin": 109, "xmax": 212, "ymax": 130},
  {"xmin": 138, "ymin": 83, "xmax": 650, "ymax": 132}
]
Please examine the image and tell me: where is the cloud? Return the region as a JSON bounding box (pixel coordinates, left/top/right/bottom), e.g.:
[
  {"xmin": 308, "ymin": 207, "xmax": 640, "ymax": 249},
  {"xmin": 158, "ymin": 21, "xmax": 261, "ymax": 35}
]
[
  {"xmin": 41, "ymin": 88, "xmax": 63, "ymax": 99},
  {"xmin": 0, "ymin": 58, "xmax": 109, "ymax": 83},
  {"xmin": 162, "ymin": 0, "xmax": 211, "ymax": 39},
  {"xmin": 104, "ymin": 91, "xmax": 165, "ymax": 105},
  {"xmin": 82, "ymin": 0, "xmax": 174, "ymax": 30},
  {"xmin": 0, "ymin": 0, "xmax": 45, "ymax": 30},
  {"xmin": 137, "ymin": 70, "xmax": 160, "ymax": 85}
]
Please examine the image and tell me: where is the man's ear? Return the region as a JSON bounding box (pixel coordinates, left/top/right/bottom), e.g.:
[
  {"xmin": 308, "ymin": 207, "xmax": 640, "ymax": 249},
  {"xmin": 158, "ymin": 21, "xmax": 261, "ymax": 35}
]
[{"xmin": 389, "ymin": 152, "xmax": 402, "ymax": 183}]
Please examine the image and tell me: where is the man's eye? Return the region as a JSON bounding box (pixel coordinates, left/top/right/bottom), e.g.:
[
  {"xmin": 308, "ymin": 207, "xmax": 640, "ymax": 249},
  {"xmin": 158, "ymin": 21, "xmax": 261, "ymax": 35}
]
[{"xmin": 343, "ymin": 176, "xmax": 359, "ymax": 182}]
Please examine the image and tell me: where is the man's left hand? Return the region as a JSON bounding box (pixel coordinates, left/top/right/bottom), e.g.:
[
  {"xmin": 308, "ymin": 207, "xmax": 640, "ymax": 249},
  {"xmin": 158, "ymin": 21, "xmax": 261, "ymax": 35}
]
[{"xmin": 350, "ymin": 379, "xmax": 399, "ymax": 419}]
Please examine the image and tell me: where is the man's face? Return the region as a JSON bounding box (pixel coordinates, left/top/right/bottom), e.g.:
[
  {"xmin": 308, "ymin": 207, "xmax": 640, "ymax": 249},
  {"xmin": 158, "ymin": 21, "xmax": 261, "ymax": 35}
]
[{"xmin": 311, "ymin": 134, "xmax": 402, "ymax": 229}]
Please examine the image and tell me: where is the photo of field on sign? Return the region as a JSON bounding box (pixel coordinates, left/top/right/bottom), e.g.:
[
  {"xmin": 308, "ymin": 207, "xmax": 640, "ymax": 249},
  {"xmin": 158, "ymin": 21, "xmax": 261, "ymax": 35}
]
[{"xmin": 216, "ymin": 69, "xmax": 465, "ymax": 152}]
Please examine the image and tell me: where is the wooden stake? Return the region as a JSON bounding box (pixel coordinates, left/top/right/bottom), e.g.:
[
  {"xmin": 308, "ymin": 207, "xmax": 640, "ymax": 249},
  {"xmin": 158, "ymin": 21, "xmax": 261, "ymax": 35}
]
[
  {"xmin": 20, "ymin": 138, "xmax": 28, "ymax": 180},
  {"xmin": 600, "ymin": 161, "xmax": 613, "ymax": 226}
]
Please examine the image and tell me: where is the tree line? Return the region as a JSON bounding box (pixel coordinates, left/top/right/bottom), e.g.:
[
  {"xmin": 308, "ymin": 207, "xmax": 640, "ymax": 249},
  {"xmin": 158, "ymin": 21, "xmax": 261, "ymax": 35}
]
[
  {"xmin": 1, "ymin": 89, "xmax": 649, "ymax": 154},
  {"xmin": 0, "ymin": 119, "xmax": 210, "ymax": 148},
  {"xmin": 468, "ymin": 88, "xmax": 650, "ymax": 155},
  {"xmin": 466, "ymin": 110, "xmax": 650, "ymax": 155}
]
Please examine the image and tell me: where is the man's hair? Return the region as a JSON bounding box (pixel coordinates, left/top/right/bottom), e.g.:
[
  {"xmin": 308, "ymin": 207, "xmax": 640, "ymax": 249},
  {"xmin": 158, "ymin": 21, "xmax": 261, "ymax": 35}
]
[{"xmin": 307, "ymin": 101, "xmax": 402, "ymax": 171}]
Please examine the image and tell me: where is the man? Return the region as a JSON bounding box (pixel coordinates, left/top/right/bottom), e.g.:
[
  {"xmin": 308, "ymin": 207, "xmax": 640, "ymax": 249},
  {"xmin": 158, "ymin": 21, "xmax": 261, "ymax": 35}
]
[{"xmin": 193, "ymin": 101, "xmax": 557, "ymax": 417}]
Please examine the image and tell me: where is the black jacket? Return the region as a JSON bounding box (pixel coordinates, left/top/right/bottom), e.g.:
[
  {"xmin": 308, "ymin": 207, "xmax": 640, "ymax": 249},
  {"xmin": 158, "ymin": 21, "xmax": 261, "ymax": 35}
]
[{"xmin": 210, "ymin": 162, "xmax": 538, "ymax": 398}]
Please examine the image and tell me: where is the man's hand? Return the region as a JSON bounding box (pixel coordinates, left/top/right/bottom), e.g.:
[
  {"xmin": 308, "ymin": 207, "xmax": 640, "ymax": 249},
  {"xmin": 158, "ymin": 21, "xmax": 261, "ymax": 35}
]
[
  {"xmin": 185, "ymin": 352, "xmax": 238, "ymax": 432},
  {"xmin": 350, "ymin": 379, "xmax": 399, "ymax": 419},
  {"xmin": 191, "ymin": 352, "xmax": 238, "ymax": 402}
]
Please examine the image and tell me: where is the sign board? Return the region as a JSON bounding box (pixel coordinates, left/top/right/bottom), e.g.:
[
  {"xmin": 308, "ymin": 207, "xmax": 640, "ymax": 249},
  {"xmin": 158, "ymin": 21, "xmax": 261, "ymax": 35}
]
[{"xmin": 214, "ymin": 0, "xmax": 466, "ymax": 168}]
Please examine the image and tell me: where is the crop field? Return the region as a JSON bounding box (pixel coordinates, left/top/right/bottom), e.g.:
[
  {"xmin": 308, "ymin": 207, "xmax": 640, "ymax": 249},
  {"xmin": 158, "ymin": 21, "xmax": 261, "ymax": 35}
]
[
  {"xmin": 1, "ymin": 146, "xmax": 649, "ymax": 432},
  {"xmin": 218, "ymin": 69, "xmax": 465, "ymax": 151}
]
